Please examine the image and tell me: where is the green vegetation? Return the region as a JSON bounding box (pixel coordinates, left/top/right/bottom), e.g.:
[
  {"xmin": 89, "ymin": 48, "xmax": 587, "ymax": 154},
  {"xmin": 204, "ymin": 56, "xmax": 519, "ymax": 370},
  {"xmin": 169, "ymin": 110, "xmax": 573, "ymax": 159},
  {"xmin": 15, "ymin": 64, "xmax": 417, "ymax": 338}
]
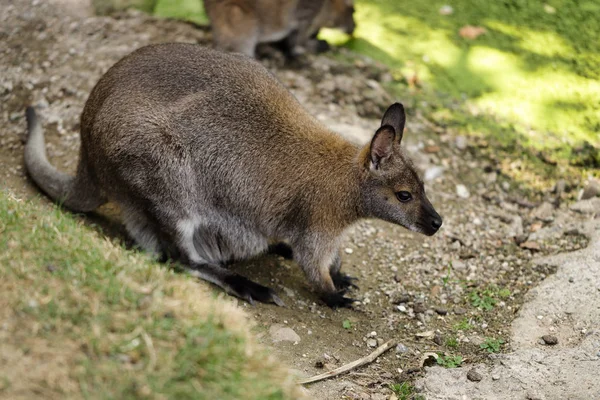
[
  {"xmin": 154, "ymin": 0, "xmax": 208, "ymax": 25},
  {"xmin": 436, "ymin": 354, "xmax": 463, "ymax": 368},
  {"xmin": 390, "ymin": 382, "xmax": 424, "ymax": 400},
  {"xmin": 469, "ymin": 291, "xmax": 497, "ymax": 311},
  {"xmin": 0, "ymin": 191, "xmax": 301, "ymax": 399},
  {"xmin": 480, "ymin": 337, "xmax": 505, "ymax": 353},
  {"xmin": 342, "ymin": 319, "xmax": 353, "ymax": 330},
  {"xmin": 327, "ymin": 0, "xmax": 600, "ymax": 181},
  {"xmin": 469, "ymin": 285, "xmax": 511, "ymax": 311},
  {"xmin": 445, "ymin": 336, "xmax": 459, "ymax": 348},
  {"xmin": 453, "ymin": 318, "xmax": 474, "ymax": 331}
]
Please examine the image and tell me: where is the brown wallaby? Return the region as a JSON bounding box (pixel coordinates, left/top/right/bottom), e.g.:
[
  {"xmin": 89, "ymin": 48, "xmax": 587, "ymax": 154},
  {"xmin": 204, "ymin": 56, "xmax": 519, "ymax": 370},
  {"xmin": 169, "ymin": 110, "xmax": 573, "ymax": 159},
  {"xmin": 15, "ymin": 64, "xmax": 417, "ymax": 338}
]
[
  {"xmin": 204, "ymin": 0, "xmax": 355, "ymax": 58},
  {"xmin": 24, "ymin": 43, "xmax": 442, "ymax": 308}
]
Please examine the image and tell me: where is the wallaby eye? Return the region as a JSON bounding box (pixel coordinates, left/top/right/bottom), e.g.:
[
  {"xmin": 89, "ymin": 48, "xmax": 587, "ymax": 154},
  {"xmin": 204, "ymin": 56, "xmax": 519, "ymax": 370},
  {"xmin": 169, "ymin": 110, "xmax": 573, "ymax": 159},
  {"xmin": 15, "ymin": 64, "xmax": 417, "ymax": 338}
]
[{"xmin": 396, "ymin": 191, "xmax": 412, "ymax": 202}]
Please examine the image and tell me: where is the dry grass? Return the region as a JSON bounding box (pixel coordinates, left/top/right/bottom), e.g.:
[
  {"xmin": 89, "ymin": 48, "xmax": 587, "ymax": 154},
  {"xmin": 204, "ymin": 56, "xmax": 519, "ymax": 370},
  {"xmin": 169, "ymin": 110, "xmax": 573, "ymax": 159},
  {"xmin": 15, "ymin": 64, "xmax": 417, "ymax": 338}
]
[{"xmin": 0, "ymin": 190, "xmax": 305, "ymax": 400}]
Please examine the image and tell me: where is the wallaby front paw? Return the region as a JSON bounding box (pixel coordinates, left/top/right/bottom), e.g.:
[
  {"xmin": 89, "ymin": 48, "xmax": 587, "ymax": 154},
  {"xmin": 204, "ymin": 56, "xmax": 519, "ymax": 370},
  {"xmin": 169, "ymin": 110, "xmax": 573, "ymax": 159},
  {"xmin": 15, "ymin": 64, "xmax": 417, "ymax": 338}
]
[
  {"xmin": 321, "ymin": 292, "xmax": 356, "ymax": 309},
  {"xmin": 332, "ymin": 271, "xmax": 359, "ymax": 291},
  {"xmin": 224, "ymin": 275, "xmax": 285, "ymax": 307}
]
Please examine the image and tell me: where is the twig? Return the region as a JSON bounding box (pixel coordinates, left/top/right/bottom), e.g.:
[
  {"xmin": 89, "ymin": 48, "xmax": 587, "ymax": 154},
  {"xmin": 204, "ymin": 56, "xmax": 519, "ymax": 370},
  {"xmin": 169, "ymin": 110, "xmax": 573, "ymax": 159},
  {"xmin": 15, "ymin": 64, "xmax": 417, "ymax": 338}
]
[{"xmin": 298, "ymin": 340, "xmax": 395, "ymax": 385}]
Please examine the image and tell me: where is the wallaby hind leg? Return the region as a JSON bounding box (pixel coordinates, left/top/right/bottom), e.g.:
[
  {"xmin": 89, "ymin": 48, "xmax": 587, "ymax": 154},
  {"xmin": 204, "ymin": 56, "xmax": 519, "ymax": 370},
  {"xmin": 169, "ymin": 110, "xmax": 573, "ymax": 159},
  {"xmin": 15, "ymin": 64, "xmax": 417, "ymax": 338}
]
[
  {"xmin": 211, "ymin": 5, "xmax": 259, "ymax": 57},
  {"xmin": 122, "ymin": 206, "xmax": 179, "ymax": 261},
  {"xmin": 174, "ymin": 216, "xmax": 284, "ymax": 306}
]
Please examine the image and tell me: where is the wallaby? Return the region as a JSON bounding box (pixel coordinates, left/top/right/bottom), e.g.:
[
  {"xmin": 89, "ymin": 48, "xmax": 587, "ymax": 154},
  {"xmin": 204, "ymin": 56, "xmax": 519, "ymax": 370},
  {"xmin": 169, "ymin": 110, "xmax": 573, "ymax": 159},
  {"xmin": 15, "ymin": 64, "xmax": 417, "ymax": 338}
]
[
  {"xmin": 24, "ymin": 43, "xmax": 442, "ymax": 308},
  {"xmin": 204, "ymin": 0, "xmax": 355, "ymax": 58}
]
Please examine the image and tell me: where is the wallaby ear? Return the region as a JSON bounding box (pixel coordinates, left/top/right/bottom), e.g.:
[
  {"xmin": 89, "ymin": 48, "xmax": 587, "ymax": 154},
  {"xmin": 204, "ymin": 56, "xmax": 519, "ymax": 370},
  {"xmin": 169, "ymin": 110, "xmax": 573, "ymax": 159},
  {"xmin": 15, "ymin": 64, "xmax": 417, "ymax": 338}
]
[
  {"xmin": 381, "ymin": 103, "xmax": 406, "ymax": 144},
  {"xmin": 370, "ymin": 125, "xmax": 396, "ymax": 170}
]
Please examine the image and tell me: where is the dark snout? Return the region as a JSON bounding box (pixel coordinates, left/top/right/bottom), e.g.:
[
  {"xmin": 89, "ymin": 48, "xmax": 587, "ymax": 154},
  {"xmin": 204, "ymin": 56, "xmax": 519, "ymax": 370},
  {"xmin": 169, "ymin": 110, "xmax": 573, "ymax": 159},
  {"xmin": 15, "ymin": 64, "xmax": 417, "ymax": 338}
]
[{"xmin": 423, "ymin": 208, "xmax": 443, "ymax": 236}]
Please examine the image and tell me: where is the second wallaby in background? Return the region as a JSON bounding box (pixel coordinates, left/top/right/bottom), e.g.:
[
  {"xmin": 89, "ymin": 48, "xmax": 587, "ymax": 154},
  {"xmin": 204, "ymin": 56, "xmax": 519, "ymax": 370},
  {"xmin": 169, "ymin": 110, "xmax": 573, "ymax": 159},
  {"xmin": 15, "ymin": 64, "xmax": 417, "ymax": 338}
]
[
  {"xmin": 24, "ymin": 43, "xmax": 442, "ymax": 308},
  {"xmin": 204, "ymin": 0, "xmax": 355, "ymax": 58}
]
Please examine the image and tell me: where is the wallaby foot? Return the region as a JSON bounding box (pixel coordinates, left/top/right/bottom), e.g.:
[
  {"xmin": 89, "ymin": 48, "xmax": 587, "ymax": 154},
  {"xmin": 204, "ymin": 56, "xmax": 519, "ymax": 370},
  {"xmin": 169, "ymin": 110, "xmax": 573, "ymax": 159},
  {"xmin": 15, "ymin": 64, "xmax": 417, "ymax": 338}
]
[
  {"xmin": 224, "ymin": 274, "xmax": 285, "ymax": 306},
  {"xmin": 332, "ymin": 271, "xmax": 359, "ymax": 290},
  {"xmin": 305, "ymin": 38, "xmax": 330, "ymax": 54},
  {"xmin": 328, "ymin": 252, "xmax": 358, "ymax": 290},
  {"xmin": 267, "ymin": 242, "xmax": 294, "ymax": 259},
  {"xmin": 321, "ymin": 291, "xmax": 356, "ymax": 309},
  {"xmin": 187, "ymin": 263, "xmax": 285, "ymax": 307}
]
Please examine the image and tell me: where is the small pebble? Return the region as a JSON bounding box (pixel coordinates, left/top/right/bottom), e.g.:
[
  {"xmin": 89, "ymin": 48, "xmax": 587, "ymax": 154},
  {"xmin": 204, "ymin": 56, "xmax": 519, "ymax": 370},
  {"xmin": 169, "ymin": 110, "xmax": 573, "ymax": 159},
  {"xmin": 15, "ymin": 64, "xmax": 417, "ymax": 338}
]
[
  {"xmin": 367, "ymin": 338, "xmax": 378, "ymax": 348},
  {"xmin": 344, "ymin": 248, "xmax": 353, "ymax": 254},
  {"xmin": 454, "ymin": 307, "xmax": 467, "ymax": 315},
  {"xmin": 467, "ymin": 368, "xmax": 483, "ymax": 382},
  {"xmin": 541, "ymin": 335, "xmax": 558, "ymax": 345},
  {"xmin": 435, "ymin": 307, "xmax": 448, "ymax": 315},
  {"xmin": 395, "ymin": 343, "xmax": 409, "ymax": 353}
]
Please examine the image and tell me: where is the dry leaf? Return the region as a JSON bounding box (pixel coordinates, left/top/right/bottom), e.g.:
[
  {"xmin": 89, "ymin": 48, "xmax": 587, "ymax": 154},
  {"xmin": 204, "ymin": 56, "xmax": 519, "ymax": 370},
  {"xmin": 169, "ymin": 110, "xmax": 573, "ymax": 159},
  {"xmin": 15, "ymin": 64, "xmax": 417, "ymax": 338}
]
[
  {"xmin": 415, "ymin": 330, "xmax": 435, "ymax": 340},
  {"xmin": 459, "ymin": 25, "xmax": 487, "ymax": 40},
  {"xmin": 520, "ymin": 241, "xmax": 541, "ymax": 251}
]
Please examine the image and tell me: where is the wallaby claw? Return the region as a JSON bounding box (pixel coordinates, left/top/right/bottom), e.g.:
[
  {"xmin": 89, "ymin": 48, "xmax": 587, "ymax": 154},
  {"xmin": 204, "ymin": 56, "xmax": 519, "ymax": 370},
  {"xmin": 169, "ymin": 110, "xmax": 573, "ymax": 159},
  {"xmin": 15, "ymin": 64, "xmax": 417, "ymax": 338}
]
[
  {"xmin": 321, "ymin": 292, "xmax": 356, "ymax": 309},
  {"xmin": 224, "ymin": 274, "xmax": 284, "ymax": 307},
  {"xmin": 332, "ymin": 272, "xmax": 359, "ymax": 291}
]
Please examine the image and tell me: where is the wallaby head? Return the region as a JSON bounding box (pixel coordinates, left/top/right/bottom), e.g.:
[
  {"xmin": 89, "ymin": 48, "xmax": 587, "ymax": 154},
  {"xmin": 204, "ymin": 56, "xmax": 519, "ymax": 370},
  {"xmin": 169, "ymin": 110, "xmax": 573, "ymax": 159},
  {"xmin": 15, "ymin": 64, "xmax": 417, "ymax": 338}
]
[
  {"xmin": 358, "ymin": 103, "xmax": 442, "ymax": 236},
  {"xmin": 328, "ymin": 0, "xmax": 356, "ymax": 35}
]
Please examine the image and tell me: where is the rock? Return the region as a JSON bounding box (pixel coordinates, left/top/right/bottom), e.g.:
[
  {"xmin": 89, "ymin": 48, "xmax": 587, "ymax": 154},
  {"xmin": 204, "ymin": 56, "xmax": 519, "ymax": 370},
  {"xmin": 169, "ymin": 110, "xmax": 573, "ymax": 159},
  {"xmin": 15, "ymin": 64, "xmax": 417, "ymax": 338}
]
[
  {"xmin": 452, "ymin": 260, "xmax": 467, "ymax": 270},
  {"xmin": 344, "ymin": 247, "xmax": 353, "ymax": 254},
  {"xmin": 526, "ymin": 391, "xmax": 545, "ymax": 400},
  {"xmin": 456, "ymin": 184, "xmax": 470, "ymax": 199},
  {"xmin": 413, "ymin": 303, "xmax": 427, "ymax": 313},
  {"xmin": 520, "ymin": 241, "xmax": 541, "ymax": 251},
  {"xmin": 367, "ymin": 338, "xmax": 378, "ymax": 348},
  {"xmin": 269, "ymin": 325, "xmax": 301, "ymax": 343},
  {"xmin": 454, "ymin": 307, "xmax": 467, "ymax": 315},
  {"xmin": 570, "ymin": 198, "xmax": 600, "ymax": 214},
  {"xmin": 506, "ymin": 215, "xmax": 524, "ymax": 238},
  {"xmin": 467, "ymin": 368, "xmax": 483, "ymax": 382},
  {"xmin": 424, "ymin": 166, "xmax": 445, "ymax": 181},
  {"xmin": 553, "ymin": 179, "xmax": 567, "ymax": 195},
  {"xmin": 455, "ymin": 135, "xmax": 467, "ymax": 150},
  {"xmin": 433, "ymin": 332, "xmax": 443, "ymax": 345},
  {"xmin": 581, "ymin": 178, "xmax": 600, "ymax": 200},
  {"xmin": 391, "ymin": 293, "xmax": 410, "ymax": 304},
  {"xmin": 532, "ymin": 202, "xmax": 555, "ymax": 222},
  {"xmin": 541, "ymin": 335, "xmax": 558, "ymax": 345},
  {"xmin": 396, "ymin": 343, "xmax": 409, "ymax": 353},
  {"xmin": 434, "ymin": 307, "xmax": 448, "ymax": 315}
]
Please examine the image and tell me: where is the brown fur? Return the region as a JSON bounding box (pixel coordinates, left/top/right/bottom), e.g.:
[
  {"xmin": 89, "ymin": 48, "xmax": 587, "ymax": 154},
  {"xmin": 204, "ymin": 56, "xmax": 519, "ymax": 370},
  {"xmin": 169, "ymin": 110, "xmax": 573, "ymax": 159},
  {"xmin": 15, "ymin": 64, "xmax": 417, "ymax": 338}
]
[
  {"xmin": 204, "ymin": 0, "xmax": 355, "ymax": 58},
  {"xmin": 24, "ymin": 43, "xmax": 441, "ymax": 308}
]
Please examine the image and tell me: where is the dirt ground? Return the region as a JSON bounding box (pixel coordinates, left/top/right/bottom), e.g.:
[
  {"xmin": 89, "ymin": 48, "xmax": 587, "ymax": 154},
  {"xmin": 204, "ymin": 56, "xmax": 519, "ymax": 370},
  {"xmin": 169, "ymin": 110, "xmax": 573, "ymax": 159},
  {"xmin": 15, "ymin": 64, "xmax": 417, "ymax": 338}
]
[{"xmin": 1, "ymin": 1, "xmax": 598, "ymax": 399}]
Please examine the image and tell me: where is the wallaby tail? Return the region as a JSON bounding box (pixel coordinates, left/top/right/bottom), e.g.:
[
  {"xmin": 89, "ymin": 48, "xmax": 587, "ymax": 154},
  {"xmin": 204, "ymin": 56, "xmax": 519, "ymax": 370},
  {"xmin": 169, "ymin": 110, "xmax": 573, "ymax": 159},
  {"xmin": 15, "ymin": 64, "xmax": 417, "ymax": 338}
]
[{"xmin": 24, "ymin": 107, "xmax": 106, "ymax": 212}]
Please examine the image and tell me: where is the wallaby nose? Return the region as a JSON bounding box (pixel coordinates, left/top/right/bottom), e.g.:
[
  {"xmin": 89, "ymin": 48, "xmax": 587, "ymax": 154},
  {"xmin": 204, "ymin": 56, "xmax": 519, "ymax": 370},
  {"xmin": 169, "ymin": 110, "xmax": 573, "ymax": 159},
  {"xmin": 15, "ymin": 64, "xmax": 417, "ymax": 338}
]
[{"xmin": 431, "ymin": 217, "xmax": 442, "ymax": 230}]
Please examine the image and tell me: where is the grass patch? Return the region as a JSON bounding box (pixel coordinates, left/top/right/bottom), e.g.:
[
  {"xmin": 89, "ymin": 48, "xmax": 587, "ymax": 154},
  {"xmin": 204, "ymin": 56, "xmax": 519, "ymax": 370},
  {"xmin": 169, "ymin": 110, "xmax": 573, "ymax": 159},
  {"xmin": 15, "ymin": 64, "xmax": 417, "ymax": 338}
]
[
  {"xmin": 390, "ymin": 382, "xmax": 424, "ymax": 400},
  {"xmin": 453, "ymin": 318, "xmax": 473, "ymax": 331},
  {"xmin": 436, "ymin": 354, "xmax": 463, "ymax": 368},
  {"xmin": 0, "ymin": 191, "xmax": 303, "ymax": 399},
  {"xmin": 480, "ymin": 338, "xmax": 505, "ymax": 353},
  {"xmin": 325, "ymin": 0, "xmax": 600, "ymax": 178},
  {"xmin": 445, "ymin": 337, "xmax": 459, "ymax": 349}
]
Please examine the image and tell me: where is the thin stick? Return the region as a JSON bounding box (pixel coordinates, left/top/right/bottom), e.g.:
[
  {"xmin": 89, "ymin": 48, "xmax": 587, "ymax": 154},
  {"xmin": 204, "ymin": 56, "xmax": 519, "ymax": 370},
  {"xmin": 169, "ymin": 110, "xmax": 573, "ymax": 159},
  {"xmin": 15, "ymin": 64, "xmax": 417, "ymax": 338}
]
[{"xmin": 298, "ymin": 340, "xmax": 395, "ymax": 385}]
